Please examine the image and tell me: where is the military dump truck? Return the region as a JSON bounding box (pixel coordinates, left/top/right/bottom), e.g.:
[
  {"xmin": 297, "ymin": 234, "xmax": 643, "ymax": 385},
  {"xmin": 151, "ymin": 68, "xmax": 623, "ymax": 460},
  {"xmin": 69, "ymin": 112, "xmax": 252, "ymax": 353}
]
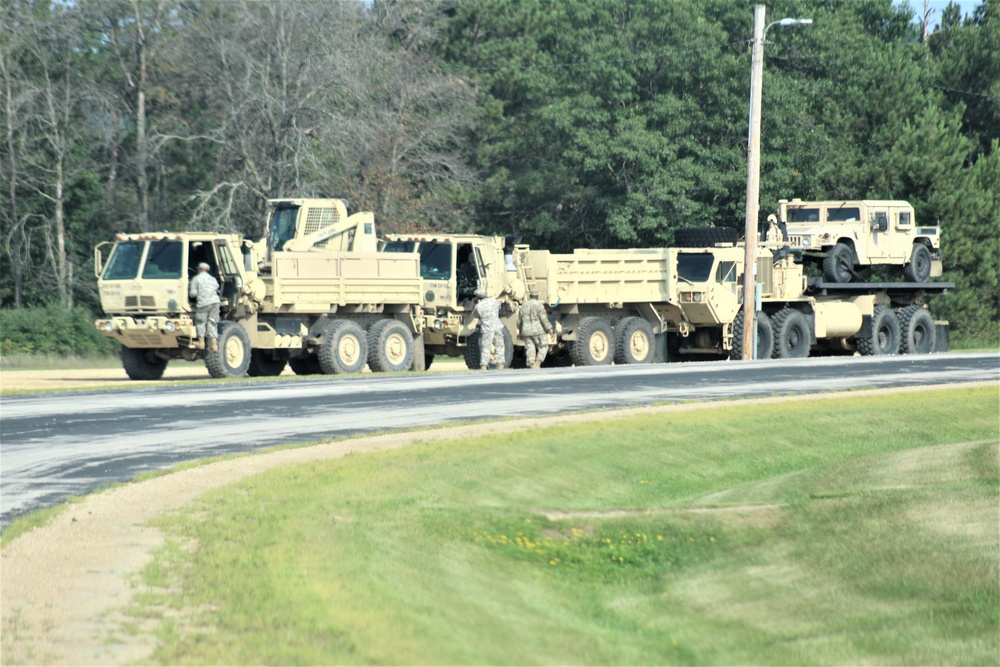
[
  {"xmin": 774, "ymin": 198, "xmax": 942, "ymax": 283},
  {"xmin": 95, "ymin": 198, "xmax": 425, "ymax": 380},
  {"xmin": 383, "ymin": 230, "xmax": 950, "ymax": 368}
]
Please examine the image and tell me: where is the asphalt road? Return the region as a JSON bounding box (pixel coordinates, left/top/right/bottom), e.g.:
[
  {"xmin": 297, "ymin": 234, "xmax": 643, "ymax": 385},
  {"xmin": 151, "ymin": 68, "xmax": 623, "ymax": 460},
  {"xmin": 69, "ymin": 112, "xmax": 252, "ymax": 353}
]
[{"xmin": 2, "ymin": 352, "xmax": 997, "ymax": 528}]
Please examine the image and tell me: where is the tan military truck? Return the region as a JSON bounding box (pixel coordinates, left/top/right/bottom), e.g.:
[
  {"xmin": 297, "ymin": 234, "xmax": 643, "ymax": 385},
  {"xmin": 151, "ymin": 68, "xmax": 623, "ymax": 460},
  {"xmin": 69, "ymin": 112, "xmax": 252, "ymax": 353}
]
[
  {"xmin": 95, "ymin": 198, "xmax": 425, "ymax": 380},
  {"xmin": 383, "ymin": 231, "xmax": 949, "ymax": 367},
  {"xmin": 775, "ymin": 198, "xmax": 942, "ymax": 283}
]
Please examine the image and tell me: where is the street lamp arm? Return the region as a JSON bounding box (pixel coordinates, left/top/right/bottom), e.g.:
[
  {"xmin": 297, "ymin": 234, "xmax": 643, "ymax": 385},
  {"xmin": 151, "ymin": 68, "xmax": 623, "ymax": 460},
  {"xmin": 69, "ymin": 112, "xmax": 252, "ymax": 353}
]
[{"xmin": 764, "ymin": 17, "xmax": 813, "ymax": 38}]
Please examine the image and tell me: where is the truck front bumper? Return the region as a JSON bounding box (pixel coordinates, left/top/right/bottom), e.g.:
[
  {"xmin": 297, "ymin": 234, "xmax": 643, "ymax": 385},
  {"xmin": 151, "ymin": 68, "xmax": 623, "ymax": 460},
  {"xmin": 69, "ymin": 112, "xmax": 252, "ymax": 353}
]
[{"xmin": 95, "ymin": 315, "xmax": 197, "ymax": 348}]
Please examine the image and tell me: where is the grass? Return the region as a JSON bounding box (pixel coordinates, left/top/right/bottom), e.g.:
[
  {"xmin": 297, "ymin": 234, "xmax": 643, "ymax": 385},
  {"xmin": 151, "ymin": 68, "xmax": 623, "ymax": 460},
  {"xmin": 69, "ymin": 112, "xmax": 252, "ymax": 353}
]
[{"xmin": 133, "ymin": 385, "xmax": 1000, "ymax": 665}]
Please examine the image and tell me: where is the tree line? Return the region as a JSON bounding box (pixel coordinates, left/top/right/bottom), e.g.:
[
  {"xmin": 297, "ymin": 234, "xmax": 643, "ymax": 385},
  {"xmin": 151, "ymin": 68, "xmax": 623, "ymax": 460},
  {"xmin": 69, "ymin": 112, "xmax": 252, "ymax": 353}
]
[{"xmin": 1, "ymin": 0, "xmax": 997, "ymax": 339}]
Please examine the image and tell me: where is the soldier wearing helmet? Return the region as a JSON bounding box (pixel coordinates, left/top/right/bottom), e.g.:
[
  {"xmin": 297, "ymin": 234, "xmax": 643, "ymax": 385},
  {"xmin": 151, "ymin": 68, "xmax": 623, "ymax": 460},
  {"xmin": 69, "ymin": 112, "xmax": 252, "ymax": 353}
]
[
  {"xmin": 472, "ymin": 288, "xmax": 505, "ymax": 370},
  {"xmin": 518, "ymin": 287, "xmax": 553, "ymax": 369}
]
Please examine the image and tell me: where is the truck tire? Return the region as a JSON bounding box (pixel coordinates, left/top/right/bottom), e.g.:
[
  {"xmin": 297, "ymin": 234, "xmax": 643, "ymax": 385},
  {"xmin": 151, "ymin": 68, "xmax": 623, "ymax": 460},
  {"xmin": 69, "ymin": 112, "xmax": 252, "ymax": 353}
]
[
  {"xmin": 205, "ymin": 321, "xmax": 251, "ymax": 378},
  {"xmin": 903, "ymin": 244, "xmax": 932, "ymax": 283},
  {"xmin": 367, "ymin": 319, "xmax": 414, "ymax": 373},
  {"xmin": 674, "ymin": 227, "xmax": 739, "ymax": 248},
  {"xmin": 571, "ymin": 316, "xmax": 614, "ymax": 366},
  {"xmin": 247, "ymin": 350, "xmax": 287, "ymax": 377},
  {"xmin": 319, "ymin": 320, "xmax": 368, "ymax": 374},
  {"xmin": 288, "ymin": 355, "xmax": 322, "ymax": 376},
  {"xmin": 771, "ymin": 308, "xmax": 811, "ymax": 359},
  {"xmin": 614, "ymin": 317, "xmax": 655, "ymax": 364},
  {"xmin": 121, "ymin": 347, "xmax": 168, "ymax": 380},
  {"xmin": 897, "ymin": 305, "xmax": 936, "ymax": 354},
  {"xmin": 463, "ymin": 326, "xmax": 514, "ymax": 369},
  {"xmin": 822, "ymin": 243, "xmax": 855, "ymax": 283},
  {"xmin": 729, "ymin": 310, "xmax": 774, "ymax": 361},
  {"xmin": 856, "ymin": 306, "xmax": 899, "ymax": 356}
]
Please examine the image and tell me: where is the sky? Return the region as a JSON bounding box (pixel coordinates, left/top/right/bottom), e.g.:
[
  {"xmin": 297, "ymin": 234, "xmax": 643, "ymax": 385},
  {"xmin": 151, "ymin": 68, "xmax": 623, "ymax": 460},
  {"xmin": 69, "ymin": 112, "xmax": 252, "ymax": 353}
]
[{"xmin": 896, "ymin": 0, "xmax": 983, "ymax": 30}]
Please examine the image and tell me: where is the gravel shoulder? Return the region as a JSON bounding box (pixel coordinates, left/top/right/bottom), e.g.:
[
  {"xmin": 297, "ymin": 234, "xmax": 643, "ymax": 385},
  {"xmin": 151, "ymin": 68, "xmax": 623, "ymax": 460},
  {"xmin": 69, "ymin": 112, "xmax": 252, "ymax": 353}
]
[{"xmin": 1, "ymin": 382, "xmax": 995, "ymax": 665}]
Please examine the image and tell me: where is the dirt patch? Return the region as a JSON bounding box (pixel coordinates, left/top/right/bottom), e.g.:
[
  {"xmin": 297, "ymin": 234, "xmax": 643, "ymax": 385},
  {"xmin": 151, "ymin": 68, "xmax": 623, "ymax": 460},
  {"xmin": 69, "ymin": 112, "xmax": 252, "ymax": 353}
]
[
  {"xmin": 1, "ymin": 382, "xmax": 995, "ymax": 665},
  {"xmin": 0, "ymin": 358, "xmax": 469, "ymax": 392}
]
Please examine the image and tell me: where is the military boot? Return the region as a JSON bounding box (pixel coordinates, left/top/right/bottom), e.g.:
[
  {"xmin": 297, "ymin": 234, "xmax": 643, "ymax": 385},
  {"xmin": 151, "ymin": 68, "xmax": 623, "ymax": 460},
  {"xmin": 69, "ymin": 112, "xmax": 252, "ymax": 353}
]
[
  {"xmin": 496, "ymin": 363, "xmax": 504, "ymax": 371},
  {"xmin": 531, "ymin": 361, "xmax": 542, "ymax": 369},
  {"xmin": 207, "ymin": 338, "xmax": 218, "ymax": 352},
  {"xmin": 480, "ymin": 365, "xmax": 488, "ymax": 371},
  {"xmin": 192, "ymin": 338, "xmax": 205, "ymax": 350}
]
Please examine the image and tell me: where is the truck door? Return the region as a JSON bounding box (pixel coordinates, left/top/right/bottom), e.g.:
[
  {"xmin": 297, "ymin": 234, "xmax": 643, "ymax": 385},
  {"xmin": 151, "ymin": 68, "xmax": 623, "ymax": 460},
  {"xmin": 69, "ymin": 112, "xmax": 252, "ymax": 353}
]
[
  {"xmin": 212, "ymin": 239, "xmax": 244, "ymax": 310},
  {"xmin": 890, "ymin": 206, "xmax": 913, "ymax": 261}
]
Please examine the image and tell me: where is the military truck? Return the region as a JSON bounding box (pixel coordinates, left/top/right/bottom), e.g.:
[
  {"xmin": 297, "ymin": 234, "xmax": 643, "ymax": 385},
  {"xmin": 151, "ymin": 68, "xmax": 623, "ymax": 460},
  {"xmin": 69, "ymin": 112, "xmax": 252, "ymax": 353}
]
[
  {"xmin": 774, "ymin": 198, "xmax": 942, "ymax": 283},
  {"xmin": 383, "ymin": 231, "xmax": 950, "ymax": 368},
  {"xmin": 95, "ymin": 198, "xmax": 425, "ymax": 380}
]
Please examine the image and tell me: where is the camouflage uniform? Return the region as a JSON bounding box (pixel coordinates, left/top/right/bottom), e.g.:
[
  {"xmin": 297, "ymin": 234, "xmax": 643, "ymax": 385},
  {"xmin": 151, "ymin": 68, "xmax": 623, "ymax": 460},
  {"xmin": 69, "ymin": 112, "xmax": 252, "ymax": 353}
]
[
  {"xmin": 474, "ymin": 294, "xmax": 505, "ymax": 368},
  {"xmin": 189, "ymin": 270, "xmax": 221, "ymax": 341},
  {"xmin": 518, "ymin": 297, "xmax": 552, "ymax": 367}
]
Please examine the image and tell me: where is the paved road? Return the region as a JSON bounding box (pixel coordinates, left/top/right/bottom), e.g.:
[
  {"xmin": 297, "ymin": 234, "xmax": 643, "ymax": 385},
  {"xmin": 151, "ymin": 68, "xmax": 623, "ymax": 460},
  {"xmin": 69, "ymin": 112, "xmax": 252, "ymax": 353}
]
[{"xmin": 2, "ymin": 352, "xmax": 997, "ymax": 528}]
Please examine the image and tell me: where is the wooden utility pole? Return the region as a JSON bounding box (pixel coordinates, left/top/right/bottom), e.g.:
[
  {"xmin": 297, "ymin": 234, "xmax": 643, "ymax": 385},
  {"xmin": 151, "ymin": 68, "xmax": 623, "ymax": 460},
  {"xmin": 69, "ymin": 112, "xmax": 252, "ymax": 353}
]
[{"xmin": 742, "ymin": 5, "xmax": 765, "ymax": 360}]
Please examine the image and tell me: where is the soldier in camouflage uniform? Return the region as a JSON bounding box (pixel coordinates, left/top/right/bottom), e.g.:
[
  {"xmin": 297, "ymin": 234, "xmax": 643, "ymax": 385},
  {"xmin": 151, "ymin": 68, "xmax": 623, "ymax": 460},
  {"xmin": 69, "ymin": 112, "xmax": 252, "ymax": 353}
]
[
  {"xmin": 518, "ymin": 288, "xmax": 553, "ymax": 368},
  {"xmin": 473, "ymin": 288, "xmax": 505, "ymax": 370},
  {"xmin": 189, "ymin": 262, "xmax": 221, "ymax": 352}
]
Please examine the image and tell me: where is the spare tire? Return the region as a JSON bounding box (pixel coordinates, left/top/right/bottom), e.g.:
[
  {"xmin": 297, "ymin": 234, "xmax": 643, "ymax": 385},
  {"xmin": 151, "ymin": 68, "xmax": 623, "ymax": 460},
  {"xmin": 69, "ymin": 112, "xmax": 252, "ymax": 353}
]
[{"xmin": 674, "ymin": 227, "xmax": 739, "ymax": 248}]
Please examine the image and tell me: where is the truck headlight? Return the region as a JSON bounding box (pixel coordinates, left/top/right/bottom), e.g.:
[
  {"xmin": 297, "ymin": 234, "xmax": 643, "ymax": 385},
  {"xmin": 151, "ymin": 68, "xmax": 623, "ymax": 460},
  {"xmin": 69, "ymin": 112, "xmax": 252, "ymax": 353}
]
[
  {"xmin": 103, "ymin": 322, "xmax": 114, "ymax": 333},
  {"xmin": 164, "ymin": 321, "xmax": 176, "ymax": 332},
  {"xmin": 434, "ymin": 319, "xmax": 443, "ymax": 330},
  {"xmin": 801, "ymin": 235, "xmax": 812, "ymax": 246}
]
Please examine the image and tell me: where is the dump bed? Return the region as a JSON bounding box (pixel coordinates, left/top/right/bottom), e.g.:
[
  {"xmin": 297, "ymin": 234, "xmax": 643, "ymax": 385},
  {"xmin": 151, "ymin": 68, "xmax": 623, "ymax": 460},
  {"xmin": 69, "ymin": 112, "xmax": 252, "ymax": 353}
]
[
  {"xmin": 527, "ymin": 248, "xmax": 674, "ymax": 305},
  {"xmin": 260, "ymin": 251, "xmax": 423, "ymax": 313}
]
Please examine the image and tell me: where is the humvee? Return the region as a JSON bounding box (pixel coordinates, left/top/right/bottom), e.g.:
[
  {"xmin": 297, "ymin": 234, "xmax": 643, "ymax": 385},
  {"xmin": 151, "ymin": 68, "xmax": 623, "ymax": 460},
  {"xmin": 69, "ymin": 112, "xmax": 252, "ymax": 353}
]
[{"xmin": 776, "ymin": 199, "xmax": 942, "ymax": 283}]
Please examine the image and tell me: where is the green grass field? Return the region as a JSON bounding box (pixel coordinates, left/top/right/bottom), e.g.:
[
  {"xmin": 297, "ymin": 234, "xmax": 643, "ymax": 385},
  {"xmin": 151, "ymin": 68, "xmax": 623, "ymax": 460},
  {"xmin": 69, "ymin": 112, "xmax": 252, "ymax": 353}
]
[{"xmin": 134, "ymin": 387, "xmax": 998, "ymax": 664}]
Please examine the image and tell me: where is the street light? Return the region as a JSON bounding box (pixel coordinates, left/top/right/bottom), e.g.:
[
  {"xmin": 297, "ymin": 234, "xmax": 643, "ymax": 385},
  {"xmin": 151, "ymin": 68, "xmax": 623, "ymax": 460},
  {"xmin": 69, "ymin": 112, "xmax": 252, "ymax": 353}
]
[{"xmin": 741, "ymin": 6, "xmax": 812, "ymax": 361}]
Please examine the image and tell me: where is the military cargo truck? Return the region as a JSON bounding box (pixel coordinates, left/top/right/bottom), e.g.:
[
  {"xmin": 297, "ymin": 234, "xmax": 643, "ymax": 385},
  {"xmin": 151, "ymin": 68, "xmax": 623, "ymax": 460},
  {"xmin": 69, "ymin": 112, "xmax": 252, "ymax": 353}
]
[
  {"xmin": 384, "ymin": 231, "xmax": 950, "ymax": 367},
  {"xmin": 95, "ymin": 198, "xmax": 424, "ymax": 380},
  {"xmin": 775, "ymin": 198, "xmax": 942, "ymax": 283}
]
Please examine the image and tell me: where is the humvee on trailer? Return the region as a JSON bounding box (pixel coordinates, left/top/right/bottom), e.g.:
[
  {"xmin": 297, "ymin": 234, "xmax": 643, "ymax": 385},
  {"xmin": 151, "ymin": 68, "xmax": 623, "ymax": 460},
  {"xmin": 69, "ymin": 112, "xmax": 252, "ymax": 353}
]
[{"xmin": 775, "ymin": 199, "xmax": 942, "ymax": 283}]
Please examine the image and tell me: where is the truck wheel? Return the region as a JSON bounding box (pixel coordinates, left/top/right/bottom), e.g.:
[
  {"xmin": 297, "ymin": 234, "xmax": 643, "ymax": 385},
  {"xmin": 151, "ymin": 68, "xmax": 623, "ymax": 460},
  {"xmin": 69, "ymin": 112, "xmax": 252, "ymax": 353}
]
[
  {"xmin": 571, "ymin": 317, "xmax": 614, "ymax": 366},
  {"xmin": 247, "ymin": 350, "xmax": 287, "ymax": 377},
  {"xmin": 822, "ymin": 243, "xmax": 855, "ymax": 283},
  {"xmin": 771, "ymin": 309, "xmax": 811, "ymax": 359},
  {"xmin": 903, "ymin": 244, "xmax": 932, "ymax": 283},
  {"xmin": 897, "ymin": 305, "xmax": 936, "ymax": 354},
  {"xmin": 121, "ymin": 347, "xmax": 168, "ymax": 380},
  {"xmin": 319, "ymin": 320, "xmax": 368, "ymax": 374},
  {"xmin": 205, "ymin": 321, "xmax": 251, "ymax": 378},
  {"xmin": 614, "ymin": 317, "xmax": 655, "ymax": 364},
  {"xmin": 674, "ymin": 227, "xmax": 739, "ymax": 247},
  {"xmin": 288, "ymin": 355, "xmax": 323, "ymax": 375},
  {"xmin": 729, "ymin": 310, "xmax": 774, "ymax": 360},
  {"xmin": 856, "ymin": 306, "xmax": 899, "ymax": 356},
  {"xmin": 367, "ymin": 319, "xmax": 414, "ymax": 373}
]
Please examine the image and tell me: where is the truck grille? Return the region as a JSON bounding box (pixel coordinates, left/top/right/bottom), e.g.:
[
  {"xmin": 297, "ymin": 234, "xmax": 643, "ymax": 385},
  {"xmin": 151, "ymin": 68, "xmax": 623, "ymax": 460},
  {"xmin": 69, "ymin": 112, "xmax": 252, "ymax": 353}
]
[{"xmin": 124, "ymin": 295, "xmax": 156, "ymax": 309}]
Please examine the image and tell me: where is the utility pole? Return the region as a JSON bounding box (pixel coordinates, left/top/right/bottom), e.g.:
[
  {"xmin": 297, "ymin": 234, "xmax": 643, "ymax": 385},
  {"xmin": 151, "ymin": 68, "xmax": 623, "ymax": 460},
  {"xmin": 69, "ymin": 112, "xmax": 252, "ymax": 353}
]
[{"xmin": 742, "ymin": 5, "xmax": 765, "ymax": 361}]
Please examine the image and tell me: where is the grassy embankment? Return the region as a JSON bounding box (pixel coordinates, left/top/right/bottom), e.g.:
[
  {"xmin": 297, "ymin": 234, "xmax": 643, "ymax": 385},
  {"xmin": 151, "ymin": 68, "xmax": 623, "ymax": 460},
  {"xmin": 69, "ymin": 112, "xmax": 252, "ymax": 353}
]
[{"xmin": 133, "ymin": 386, "xmax": 1000, "ymax": 665}]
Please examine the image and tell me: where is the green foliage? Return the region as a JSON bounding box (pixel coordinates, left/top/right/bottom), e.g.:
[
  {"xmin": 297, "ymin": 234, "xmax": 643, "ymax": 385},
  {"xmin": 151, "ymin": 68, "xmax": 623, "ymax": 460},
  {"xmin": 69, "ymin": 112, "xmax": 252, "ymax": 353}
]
[
  {"xmin": 137, "ymin": 387, "xmax": 998, "ymax": 665},
  {"xmin": 0, "ymin": 306, "xmax": 118, "ymax": 357}
]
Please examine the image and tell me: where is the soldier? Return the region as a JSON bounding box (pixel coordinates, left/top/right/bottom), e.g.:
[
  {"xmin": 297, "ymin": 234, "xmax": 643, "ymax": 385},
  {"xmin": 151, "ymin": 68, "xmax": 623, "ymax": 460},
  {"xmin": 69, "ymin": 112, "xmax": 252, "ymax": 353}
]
[
  {"xmin": 518, "ymin": 288, "xmax": 553, "ymax": 369},
  {"xmin": 473, "ymin": 288, "xmax": 505, "ymax": 370},
  {"xmin": 189, "ymin": 262, "xmax": 221, "ymax": 352}
]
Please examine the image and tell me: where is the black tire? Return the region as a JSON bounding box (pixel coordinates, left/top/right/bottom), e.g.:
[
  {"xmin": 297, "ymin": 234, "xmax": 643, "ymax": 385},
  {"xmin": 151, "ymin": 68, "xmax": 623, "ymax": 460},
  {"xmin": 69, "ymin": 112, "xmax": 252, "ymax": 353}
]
[
  {"xmin": 674, "ymin": 227, "xmax": 739, "ymax": 248},
  {"xmin": 897, "ymin": 305, "xmax": 936, "ymax": 354},
  {"xmin": 205, "ymin": 321, "xmax": 251, "ymax": 378},
  {"xmin": 903, "ymin": 244, "xmax": 932, "ymax": 283},
  {"xmin": 771, "ymin": 308, "xmax": 811, "ymax": 359},
  {"xmin": 822, "ymin": 242, "xmax": 855, "ymax": 283},
  {"xmin": 856, "ymin": 306, "xmax": 900, "ymax": 356},
  {"xmin": 464, "ymin": 328, "xmax": 482, "ymax": 370},
  {"xmin": 319, "ymin": 320, "xmax": 368, "ymax": 374},
  {"xmin": 570, "ymin": 316, "xmax": 614, "ymax": 366},
  {"xmin": 729, "ymin": 310, "xmax": 774, "ymax": 361},
  {"xmin": 121, "ymin": 347, "xmax": 168, "ymax": 380},
  {"xmin": 247, "ymin": 350, "xmax": 287, "ymax": 377},
  {"xmin": 288, "ymin": 355, "xmax": 323, "ymax": 376},
  {"xmin": 614, "ymin": 317, "xmax": 655, "ymax": 364},
  {"xmin": 367, "ymin": 319, "xmax": 414, "ymax": 373}
]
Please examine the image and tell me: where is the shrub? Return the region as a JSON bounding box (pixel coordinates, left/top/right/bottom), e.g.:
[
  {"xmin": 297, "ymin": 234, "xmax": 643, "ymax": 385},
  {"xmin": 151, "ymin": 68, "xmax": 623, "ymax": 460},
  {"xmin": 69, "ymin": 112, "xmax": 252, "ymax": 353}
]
[{"xmin": 0, "ymin": 306, "xmax": 118, "ymax": 357}]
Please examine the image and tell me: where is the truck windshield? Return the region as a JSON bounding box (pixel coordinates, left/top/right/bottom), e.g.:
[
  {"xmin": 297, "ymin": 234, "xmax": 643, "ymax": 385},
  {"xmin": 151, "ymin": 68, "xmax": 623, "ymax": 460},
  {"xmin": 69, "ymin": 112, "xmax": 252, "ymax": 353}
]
[
  {"xmin": 383, "ymin": 241, "xmax": 417, "ymax": 253},
  {"xmin": 269, "ymin": 206, "xmax": 299, "ymax": 251},
  {"xmin": 141, "ymin": 240, "xmax": 183, "ymax": 279},
  {"xmin": 102, "ymin": 241, "xmax": 144, "ymax": 280},
  {"xmin": 417, "ymin": 242, "xmax": 452, "ymax": 280},
  {"xmin": 787, "ymin": 208, "xmax": 820, "ymax": 222},
  {"xmin": 677, "ymin": 253, "xmax": 715, "ymax": 283}
]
